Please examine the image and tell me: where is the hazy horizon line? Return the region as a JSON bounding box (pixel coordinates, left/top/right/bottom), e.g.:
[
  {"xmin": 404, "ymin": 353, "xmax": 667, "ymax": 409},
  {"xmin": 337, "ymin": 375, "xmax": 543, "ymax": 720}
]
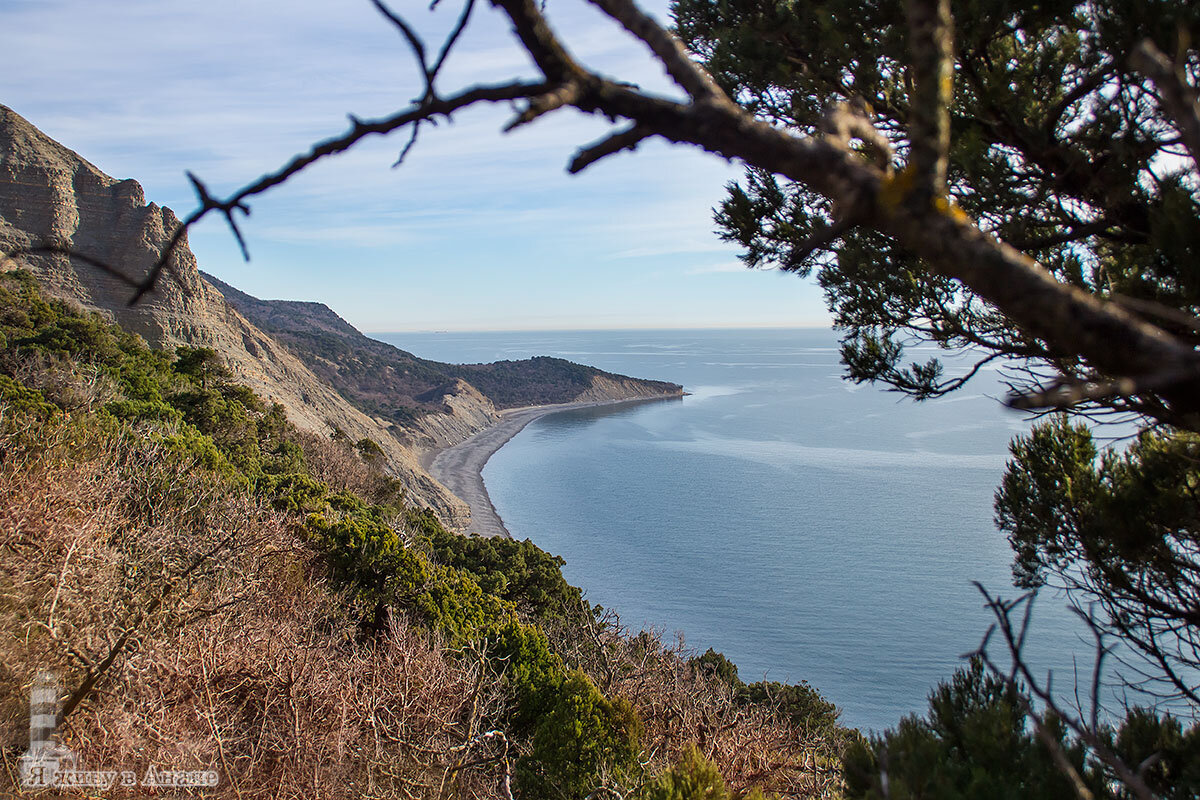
[{"xmin": 365, "ymin": 322, "xmax": 835, "ymax": 335}]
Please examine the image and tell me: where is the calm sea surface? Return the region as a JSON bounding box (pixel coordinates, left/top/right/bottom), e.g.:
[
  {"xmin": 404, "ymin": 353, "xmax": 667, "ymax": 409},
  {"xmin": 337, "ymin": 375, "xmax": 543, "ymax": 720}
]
[{"xmin": 380, "ymin": 328, "xmax": 1096, "ymax": 732}]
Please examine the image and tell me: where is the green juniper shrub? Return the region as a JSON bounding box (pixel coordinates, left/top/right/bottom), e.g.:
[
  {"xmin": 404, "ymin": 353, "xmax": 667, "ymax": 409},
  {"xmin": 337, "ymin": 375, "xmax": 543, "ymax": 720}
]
[
  {"xmin": 172, "ymin": 346, "xmax": 230, "ymax": 387},
  {"xmin": 517, "ymin": 669, "xmax": 644, "ymax": 800},
  {"xmin": 423, "ymin": 523, "xmax": 584, "ymax": 623},
  {"xmin": 843, "ymin": 656, "xmax": 1200, "ymax": 798},
  {"xmin": 743, "ymin": 680, "xmax": 840, "ymax": 733},
  {"xmin": 693, "ymin": 648, "xmax": 742, "ymax": 689},
  {"xmin": 355, "ymin": 436, "xmax": 385, "ymax": 462},
  {"xmin": 1111, "ymin": 708, "xmax": 1200, "ymax": 800},
  {"xmin": 842, "ymin": 658, "xmax": 1097, "ymax": 800},
  {"xmin": 637, "ymin": 747, "xmax": 768, "ymax": 800},
  {"xmin": 0, "ymin": 374, "xmax": 58, "ymax": 420},
  {"xmin": 412, "ymin": 563, "xmax": 509, "ymax": 648},
  {"xmin": 486, "ymin": 617, "xmax": 565, "ymax": 734},
  {"xmin": 692, "ymin": 648, "xmax": 840, "ymax": 733}
]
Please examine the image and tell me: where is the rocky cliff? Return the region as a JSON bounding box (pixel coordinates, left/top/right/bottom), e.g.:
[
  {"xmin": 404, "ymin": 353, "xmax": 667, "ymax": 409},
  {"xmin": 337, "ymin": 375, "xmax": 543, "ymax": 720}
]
[{"xmin": 0, "ymin": 104, "xmax": 470, "ymax": 527}]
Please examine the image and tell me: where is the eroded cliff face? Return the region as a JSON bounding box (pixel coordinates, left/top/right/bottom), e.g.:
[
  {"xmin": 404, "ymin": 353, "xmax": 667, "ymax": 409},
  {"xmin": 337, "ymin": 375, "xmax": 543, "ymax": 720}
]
[
  {"xmin": 404, "ymin": 379, "xmax": 501, "ymax": 458},
  {"xmin": 571, "ymin": 374, "xmax": 684, "ymax": 405},
  {"xmin": 0, "ymin": 104, "xmax": 470, "ymax": 529}
]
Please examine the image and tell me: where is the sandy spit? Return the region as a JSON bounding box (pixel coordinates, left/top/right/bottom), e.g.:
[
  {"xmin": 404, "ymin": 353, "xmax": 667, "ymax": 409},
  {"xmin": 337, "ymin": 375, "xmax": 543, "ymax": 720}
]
[{"xmin": 426, "ymin": 394, "xmax": 682, "ymax": 539}]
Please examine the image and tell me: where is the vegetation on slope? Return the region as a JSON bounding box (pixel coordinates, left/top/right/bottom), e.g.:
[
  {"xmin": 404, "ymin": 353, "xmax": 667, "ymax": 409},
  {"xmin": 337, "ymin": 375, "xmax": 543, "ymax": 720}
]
[
  {"xmin": 0, "ymin": 271, "xmax": 841, "ymax": 798},
  {"xmin": 203, "ymin": 272, "xmax": 681, "ymax": 422}
]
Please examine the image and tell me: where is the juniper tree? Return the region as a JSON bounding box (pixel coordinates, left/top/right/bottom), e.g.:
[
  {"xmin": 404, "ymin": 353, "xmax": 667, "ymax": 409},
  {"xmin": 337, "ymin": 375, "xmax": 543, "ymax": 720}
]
[
  {"xmin": 667, "ymin": 2, "xmax": 1200, "ymax": 792},
  {"xmin": 671, "ymin": 0, "xmax": 1200, "ymax": 706},
  {"xmin": 673, "ymin": 0, "xmax": 1200, "ymax": 415}
]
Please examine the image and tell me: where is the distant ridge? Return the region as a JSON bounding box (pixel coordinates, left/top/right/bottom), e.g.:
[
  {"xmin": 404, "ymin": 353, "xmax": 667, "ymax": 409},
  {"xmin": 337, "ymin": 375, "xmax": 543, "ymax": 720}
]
[{"xmin": 201, "ymin": 272, "xmax": 683, "ymax": 453}]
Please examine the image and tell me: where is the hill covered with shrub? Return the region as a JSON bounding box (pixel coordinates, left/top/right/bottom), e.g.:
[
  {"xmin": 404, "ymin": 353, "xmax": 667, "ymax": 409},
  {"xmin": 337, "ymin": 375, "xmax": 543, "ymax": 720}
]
[
  {"xmin": 0, "ymin": 271, "xmax": 845, "ymax": 798},
  {"xmin": 204, "ymin": 272, "xmax": 682, "ymax": 426}
]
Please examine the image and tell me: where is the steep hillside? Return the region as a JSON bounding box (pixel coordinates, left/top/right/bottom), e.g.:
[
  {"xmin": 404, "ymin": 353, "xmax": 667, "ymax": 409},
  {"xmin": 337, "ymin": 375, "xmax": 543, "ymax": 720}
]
[
  {"xmin": 0, "ymin": 272, "xmax": 847, "ymax": 798},
  {"xmin": 202, "ymin": 273, "xmax": 683, "ymax": 450},
  {"xmin": 0, "ymin": 103, "xmax": 469, "ymax": 526}
]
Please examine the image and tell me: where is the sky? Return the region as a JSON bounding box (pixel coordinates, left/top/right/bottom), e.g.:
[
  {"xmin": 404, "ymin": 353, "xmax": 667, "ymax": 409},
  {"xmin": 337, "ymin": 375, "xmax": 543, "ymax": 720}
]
[{"xmin": 1, "ymin": 0, "xmax": 832, "ymax": 332}]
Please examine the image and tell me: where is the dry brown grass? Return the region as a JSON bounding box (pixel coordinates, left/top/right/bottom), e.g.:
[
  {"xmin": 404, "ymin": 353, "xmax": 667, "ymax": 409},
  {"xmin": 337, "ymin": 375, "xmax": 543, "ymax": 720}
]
[
  {"xmin": 0, "ymin": 413, "xmax": 509, "ymax": 798},
  {"xmin": 541, "ymin": 608, "xmax": 846, "ymax": 799}
]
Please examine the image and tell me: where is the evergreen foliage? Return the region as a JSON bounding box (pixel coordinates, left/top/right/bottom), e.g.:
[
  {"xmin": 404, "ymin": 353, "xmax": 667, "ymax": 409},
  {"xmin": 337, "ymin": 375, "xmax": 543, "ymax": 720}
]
[
  {"xmin": 673, "ymin": 0, "xmax": 1200, "ymax": 406},
  {"xmin": 843, "ymin": 660, "xmax": 1093, "ymax": 799},
  {"xmin": 423, "ymin": 522, "xmax": 585, "ymax": 623},
  {"xmin": 844, "ymin": 659, "xmax": 1200, "ymax": 800},
  {"xmin": 637, "ymin": 747, "xmax": 768, "ymax": 800},
  {"xmin": 693, "ymin": 648, "xmax": 841, "ymax": 732},
  {"xmin": 516, "ymin": 669, "xmax": 644, "ymax": 800},
  {"xmin": 672, "ymin": 1, "xmax": 1200, "ymax": 792},
  {"xmin": 997, "ymin": 417, "xmax": 1200, "ymax": 698}
]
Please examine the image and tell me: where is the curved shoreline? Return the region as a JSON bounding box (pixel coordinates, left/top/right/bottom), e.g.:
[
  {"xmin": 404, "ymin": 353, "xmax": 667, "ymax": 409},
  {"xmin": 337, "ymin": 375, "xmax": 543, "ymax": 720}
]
[{"xmin": 427, "ymin": 393, "xmax": 682, "ymax": 539}]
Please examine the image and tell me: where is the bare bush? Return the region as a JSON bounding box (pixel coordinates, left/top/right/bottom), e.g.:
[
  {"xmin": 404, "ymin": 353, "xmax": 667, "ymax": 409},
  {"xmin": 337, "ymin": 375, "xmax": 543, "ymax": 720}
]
[
  {"xmin": 543, "ymin": 605, "xmax": 846, "ymax": 798},
  {"xmin": 0, "ymin": 409, "xmax": 508, "ymax": 798},
  {"xmin": 291, "ymin": 429, "xmax": 406, "ymax": 508}
]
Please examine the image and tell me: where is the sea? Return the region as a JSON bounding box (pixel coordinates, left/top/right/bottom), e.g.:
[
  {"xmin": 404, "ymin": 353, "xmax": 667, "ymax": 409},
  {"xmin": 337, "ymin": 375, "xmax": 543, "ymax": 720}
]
[{"xmin": 379, "ymin": 328, "xmax": 1107, "ymax": 733}]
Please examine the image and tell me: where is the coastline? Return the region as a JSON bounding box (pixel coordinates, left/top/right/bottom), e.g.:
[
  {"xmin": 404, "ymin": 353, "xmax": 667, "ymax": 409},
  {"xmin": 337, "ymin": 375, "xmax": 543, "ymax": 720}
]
[{"xmin": 426, "ymin": 393, "xmax": 682, "ymax": 539}]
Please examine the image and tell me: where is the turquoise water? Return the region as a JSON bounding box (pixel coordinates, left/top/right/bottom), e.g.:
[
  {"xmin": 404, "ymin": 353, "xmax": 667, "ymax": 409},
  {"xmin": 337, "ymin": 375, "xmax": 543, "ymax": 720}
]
[{"xmin": 381, "ymin": 328, "xmax": 1094, "ymax": 732}]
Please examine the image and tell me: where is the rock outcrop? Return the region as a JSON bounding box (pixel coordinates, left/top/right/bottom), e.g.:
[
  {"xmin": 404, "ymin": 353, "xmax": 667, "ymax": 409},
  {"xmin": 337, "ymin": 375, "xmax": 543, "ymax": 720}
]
[{"xmin": 0, "ymin": 104, "xmax": 470, "ymax": 528}]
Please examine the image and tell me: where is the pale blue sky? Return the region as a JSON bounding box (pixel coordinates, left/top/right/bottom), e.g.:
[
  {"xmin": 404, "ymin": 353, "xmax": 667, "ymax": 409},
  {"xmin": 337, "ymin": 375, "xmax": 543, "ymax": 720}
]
[{"xmin": 2, "ymin": 0, "xmax": 831, "ymax": 331}]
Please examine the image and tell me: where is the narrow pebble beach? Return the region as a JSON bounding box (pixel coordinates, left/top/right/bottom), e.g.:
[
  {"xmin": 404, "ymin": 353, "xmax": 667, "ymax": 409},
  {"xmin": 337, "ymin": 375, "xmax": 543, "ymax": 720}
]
[{"xmin": 426, "ymin": 395, "xmax": 682, "ymax": 538}]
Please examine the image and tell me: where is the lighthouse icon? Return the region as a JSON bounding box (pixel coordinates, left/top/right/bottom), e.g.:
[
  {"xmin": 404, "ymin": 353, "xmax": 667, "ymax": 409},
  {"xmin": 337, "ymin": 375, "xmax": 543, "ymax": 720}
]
[{"xmin": 18, "ymin": 671, "xmax": 76, "ymax": 790}]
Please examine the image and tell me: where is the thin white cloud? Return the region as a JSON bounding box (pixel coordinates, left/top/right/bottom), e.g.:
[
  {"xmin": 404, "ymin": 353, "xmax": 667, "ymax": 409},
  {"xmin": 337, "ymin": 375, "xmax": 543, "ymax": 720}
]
[{"xmin": 610, "ymin": 242, "xmax": 732, "ymax": 259}]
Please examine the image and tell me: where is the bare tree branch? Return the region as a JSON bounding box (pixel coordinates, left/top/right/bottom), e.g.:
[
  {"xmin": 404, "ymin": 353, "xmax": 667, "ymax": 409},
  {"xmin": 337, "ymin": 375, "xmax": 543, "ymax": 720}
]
[
  {"xmin": 2, "ymin": 244, "xmax": 139, "ymax": 289},
  {"xmin": 187, "ymin": 171, "xmax": 250, "ymax": 261},
  {"xmin": 504, "ymin": 82, "xmax": 583, "ymax": 132},
  {"xmin": 1111, "ymin": 293, "xmax": 1200, "ymax": 336},
  {"xmin": 1005, "ymin": 365, "xmax": 1198, "ymax": 410},
  {"xmin": 568, "ymin": 123, "xmax": 652, "ymax": 173},
  {"xmin": 973, "ymin": 585, "xmax": 1158, "ymax": 800},
  {"xmin": 586, "ymin": 0, "xmax": 725, "ymax": 101},
  {"xmin": 430, "ymin": 0, "xmax": 479, "ymax": 87},
  {"xmin": 370, "ymin": 0, "xmax": 430, "ymax": 89},
  {"xmin": 129, "ymin": 79, "xmax": 546, "ymax": 304}
]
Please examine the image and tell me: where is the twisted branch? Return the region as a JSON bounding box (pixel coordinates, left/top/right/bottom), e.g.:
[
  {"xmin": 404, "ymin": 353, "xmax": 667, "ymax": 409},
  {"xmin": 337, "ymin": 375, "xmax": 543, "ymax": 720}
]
[
  {"xmin": 129, "ymin": 79, "xmax": 545, "ymax": 303},
  {"xmin": 568, "ymin": 123, "xmax": 652, "ymax": 173},
  {"xmin": 586, "ymin": 0, "xmax": 725, "ymax": 101},
  {"xmin": 972, "ymin": 586, "xmax": 1157, "ymax": 800}
]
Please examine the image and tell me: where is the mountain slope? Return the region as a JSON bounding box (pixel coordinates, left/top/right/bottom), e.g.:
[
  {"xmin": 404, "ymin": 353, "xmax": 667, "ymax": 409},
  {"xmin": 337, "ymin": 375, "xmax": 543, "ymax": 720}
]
[
  {"xmin": 200, "ymin": 274, "xmax": 683, "ymax": 453},
  {"xmin": 0, "ymin": 103, "xmax": 470, "ymax": 526}
]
